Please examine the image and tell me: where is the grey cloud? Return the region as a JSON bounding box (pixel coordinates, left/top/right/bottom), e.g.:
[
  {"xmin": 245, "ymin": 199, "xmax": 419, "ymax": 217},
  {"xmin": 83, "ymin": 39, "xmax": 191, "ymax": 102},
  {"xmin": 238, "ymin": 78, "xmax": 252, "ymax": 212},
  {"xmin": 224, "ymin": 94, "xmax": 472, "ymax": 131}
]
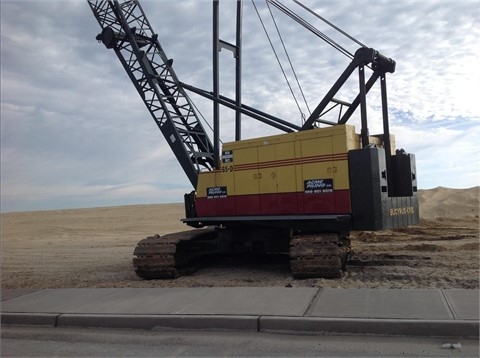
[{"xmin": 1, "ymin": 0, "xmax": 478, "ymax": 212}]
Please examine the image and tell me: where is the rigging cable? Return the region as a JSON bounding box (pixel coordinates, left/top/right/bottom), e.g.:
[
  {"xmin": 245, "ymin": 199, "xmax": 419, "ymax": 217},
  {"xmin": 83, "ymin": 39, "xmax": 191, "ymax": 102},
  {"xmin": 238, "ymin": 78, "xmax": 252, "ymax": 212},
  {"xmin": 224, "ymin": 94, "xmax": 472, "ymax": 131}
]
[
  {"xmin": 265, "ymin": 0, "xmax": 311, "ymax": 118},
  {"xmin": 292, "ymin": 0, "xmax": 367, "ymax": 48},
  {"xmin": 189, "ymin": 93, "xmax": 223, "ymax": 145},
  {"xmin": 252, "ymin": 0, "xmax": 305, "ymax": 121},
  {"xmin": 267, "ymin": 0, "xmax": 354, "ymax": 59}
]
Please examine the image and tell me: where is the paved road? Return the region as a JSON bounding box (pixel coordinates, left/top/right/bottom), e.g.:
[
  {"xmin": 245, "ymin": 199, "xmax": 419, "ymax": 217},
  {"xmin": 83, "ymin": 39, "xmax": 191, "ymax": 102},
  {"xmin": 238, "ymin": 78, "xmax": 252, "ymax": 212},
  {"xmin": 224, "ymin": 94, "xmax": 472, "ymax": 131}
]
[{"xmin": 2, "ymin": 325, "xmax": 479, "ymax": 357}]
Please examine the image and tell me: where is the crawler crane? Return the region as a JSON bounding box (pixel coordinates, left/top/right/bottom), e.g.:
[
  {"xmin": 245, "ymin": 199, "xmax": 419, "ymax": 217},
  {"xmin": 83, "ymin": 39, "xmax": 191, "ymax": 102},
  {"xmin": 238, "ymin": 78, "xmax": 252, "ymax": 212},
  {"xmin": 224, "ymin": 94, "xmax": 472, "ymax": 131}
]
[{"xmin": 87, "ymin": 0, "xmax": 419, "ymax": 279}]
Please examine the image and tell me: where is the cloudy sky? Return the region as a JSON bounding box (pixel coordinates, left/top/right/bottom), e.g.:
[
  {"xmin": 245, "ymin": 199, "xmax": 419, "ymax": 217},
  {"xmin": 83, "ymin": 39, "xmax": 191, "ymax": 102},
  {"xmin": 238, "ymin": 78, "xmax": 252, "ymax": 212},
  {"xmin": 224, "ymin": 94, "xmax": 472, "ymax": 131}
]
[{"xmin": 1, "ymin": 0, "xmax": 479, "ymax": 212}]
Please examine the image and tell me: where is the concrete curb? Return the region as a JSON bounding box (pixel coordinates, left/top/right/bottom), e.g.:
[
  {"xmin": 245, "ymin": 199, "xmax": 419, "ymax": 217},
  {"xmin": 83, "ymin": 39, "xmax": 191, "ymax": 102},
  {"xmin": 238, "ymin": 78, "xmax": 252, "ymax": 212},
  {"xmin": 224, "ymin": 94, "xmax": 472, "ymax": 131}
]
[
  {"xmin": 259, "ymin": 316, "xmax": 480, "ymax": 338},
  {"xmin": 57, "ymin": 314, "xmax": 259, "ymax": 331},
  {"xmin": 1, "ymin": 313, "xmax": 258, "ymax": 332},
  {"xmin": 1, "ymin": 313, "xmax": 59, "ymax": 326},
  {"xmin": 2, "ymin": 312, "xmax": 478, "ymax": 338}
]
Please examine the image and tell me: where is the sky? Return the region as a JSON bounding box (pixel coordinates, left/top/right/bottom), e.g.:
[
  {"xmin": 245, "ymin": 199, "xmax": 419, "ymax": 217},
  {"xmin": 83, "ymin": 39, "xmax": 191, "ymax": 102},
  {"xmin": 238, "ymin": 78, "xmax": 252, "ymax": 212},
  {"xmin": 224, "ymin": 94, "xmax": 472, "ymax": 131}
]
[{"xmin": 1, "ymin": 0, "xmax": 479, "ymax": 212}]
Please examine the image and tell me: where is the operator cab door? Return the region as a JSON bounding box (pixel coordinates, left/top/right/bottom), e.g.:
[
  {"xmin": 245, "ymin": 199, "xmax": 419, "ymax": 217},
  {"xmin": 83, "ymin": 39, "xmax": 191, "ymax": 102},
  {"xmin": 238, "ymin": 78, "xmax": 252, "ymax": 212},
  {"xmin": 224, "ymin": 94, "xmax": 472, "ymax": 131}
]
[
  {"xmin": 258, "ymin": 144, "xmax": 277, "ymax": 214},
  {"xmin": 234, "ymin": 146, "xmax": 260, "ymax": 215},
  {"xmin": 299, "ymin": 136, "xmax": 336, "ymax": 214},
  {"xmin": 258, "ymin": 141, "xmax": 298, "ymax": 215}
]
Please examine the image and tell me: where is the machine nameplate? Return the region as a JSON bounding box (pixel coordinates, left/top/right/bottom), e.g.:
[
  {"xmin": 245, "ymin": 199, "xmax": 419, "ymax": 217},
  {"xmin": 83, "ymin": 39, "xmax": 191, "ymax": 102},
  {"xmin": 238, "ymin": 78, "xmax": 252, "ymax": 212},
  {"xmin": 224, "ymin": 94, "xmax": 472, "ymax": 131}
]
[
  {"xmin": 304, "ymin": 179, "xmax": 333, "ymax": 194},
  {"xmin": 207, "ymin": 186, "xmax": 228, "ymax": 199},
  {"xmin": 389, "ymin": 207, "xmax": 415, "ymax": 216},
  {"xmin": 222, "ymin": 150, "xmax": 233, "ymax": 163}
]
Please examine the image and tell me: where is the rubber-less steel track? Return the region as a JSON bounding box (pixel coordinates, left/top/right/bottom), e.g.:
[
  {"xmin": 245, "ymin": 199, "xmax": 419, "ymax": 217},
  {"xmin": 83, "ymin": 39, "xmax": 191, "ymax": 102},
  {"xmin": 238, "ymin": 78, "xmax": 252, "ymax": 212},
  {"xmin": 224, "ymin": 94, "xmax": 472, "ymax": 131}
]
[
  {"xmin": 289, "ymin": 234, "xmax": 351, "ymax": 278},
  {"xmin": 134, "ymin": 229, "xmax": 351, "ymax": 280},
  {"xmin": 133, "ymin": 229, "xmax": 219, "ymax": 279}
]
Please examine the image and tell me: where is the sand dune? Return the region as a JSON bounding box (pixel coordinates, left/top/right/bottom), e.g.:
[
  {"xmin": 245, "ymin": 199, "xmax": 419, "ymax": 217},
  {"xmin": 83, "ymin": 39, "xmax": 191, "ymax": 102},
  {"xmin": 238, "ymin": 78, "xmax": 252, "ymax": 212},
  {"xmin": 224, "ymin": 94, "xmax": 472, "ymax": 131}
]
[{"xmin": 418, "ymin": 186, "xmax": 479, "ymax": 220}]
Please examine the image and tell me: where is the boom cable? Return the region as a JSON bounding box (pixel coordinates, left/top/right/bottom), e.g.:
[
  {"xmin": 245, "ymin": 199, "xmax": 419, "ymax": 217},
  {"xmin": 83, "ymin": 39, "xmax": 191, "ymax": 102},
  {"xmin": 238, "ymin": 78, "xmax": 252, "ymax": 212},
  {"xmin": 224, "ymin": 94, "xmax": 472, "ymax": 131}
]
[
  {"xmin": 189, "ymin": 92, "xmax": 223, "ymax": 145},
  {"xmin": 266, "ymin": 0, "xmax": 354, "ymax": 59},
  {"xmin": 292, "ymin": 0, "xmax": 367, "ymax": 49},
  {"xmin": 265, "ymin": 0, "xmax": 311, "ymax": 118},
  {"xmin": 252, "ymin": 0, "xmax": 305, "ymax": 121}
]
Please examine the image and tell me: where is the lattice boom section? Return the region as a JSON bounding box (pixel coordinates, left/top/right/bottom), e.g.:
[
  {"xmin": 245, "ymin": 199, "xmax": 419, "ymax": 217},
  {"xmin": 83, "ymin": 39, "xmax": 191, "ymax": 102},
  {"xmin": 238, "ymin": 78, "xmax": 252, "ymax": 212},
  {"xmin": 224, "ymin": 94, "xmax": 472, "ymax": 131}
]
[{"xmin": 88, "ymin": 0, "xmax": 215, "ymax": 185}]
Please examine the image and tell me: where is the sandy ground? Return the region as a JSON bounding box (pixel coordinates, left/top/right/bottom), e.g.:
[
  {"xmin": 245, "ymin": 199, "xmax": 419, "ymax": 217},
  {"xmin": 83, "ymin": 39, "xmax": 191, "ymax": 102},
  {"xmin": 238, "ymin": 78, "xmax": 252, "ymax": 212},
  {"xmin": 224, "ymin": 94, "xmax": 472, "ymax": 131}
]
[{"xmin": 1, "ymin": 187, "xmax": 478, "ymax": 289}]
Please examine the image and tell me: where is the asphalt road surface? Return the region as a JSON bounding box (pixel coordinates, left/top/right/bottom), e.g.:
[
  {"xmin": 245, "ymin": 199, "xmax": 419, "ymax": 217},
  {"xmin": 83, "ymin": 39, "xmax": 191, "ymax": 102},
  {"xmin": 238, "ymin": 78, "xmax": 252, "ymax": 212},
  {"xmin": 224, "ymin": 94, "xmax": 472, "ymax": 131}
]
[{"xmin": 2, "ymin": 325, "xmax": 479, "ymax": 357}]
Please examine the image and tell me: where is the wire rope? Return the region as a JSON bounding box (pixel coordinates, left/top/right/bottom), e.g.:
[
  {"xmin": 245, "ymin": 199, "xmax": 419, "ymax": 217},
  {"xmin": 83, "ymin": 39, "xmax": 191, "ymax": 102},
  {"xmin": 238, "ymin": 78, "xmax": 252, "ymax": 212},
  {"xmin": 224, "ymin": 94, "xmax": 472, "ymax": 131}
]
[
  {"xmin": 252, "ymin": 0, "xmax": 305, "ymax": 121},
  {"xmin": 267, "ymin": 0, "xmax": 354, "ymax": 59},
  {"xmin": 292, "ymin": 0, "xmax": 367, "ymax": 48},
  {"xmin": 265, "ymin": 0, "xmax": 311, "ymax": 118}
]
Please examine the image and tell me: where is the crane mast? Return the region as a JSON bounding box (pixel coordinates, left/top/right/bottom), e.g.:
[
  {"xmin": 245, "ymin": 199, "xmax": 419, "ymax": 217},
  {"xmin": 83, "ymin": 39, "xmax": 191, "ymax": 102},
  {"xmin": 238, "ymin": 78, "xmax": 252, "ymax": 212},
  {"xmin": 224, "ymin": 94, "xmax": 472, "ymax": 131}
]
[{"xmin": 88, "ymin": 0, "xmax": 215, "ymax": 187}]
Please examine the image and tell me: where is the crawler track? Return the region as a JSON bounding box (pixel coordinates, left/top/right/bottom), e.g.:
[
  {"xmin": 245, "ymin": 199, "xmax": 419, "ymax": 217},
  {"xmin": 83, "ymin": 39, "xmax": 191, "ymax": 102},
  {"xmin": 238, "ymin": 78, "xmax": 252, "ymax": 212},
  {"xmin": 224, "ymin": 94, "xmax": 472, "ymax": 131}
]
[
  {"xmin": 133, "ymin": 229, "xmax": 219, "ymax": 279},
  {"xmin": 289, "ymin": 234, "xmax": 351, "ymax": 278},
  {"xmin": 134, "ymin": 229, "xmax": 352, "ymax": 280}
]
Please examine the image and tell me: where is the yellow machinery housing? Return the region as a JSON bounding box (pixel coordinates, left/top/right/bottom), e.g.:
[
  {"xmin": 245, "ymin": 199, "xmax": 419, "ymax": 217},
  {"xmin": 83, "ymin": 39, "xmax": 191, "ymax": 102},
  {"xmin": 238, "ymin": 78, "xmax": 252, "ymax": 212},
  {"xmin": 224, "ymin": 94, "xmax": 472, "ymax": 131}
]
[{"xmin": 195, "ymin": 124, "xmax": 395, "ymax": 218}]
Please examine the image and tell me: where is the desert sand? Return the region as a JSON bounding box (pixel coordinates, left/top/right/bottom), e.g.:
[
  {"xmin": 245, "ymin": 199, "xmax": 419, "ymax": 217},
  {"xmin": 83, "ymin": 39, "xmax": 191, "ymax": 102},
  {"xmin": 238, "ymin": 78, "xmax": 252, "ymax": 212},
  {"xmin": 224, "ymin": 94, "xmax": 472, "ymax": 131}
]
[{"xmin": 1, "ymin": 187, "xmax": 478, "ymax": 289}]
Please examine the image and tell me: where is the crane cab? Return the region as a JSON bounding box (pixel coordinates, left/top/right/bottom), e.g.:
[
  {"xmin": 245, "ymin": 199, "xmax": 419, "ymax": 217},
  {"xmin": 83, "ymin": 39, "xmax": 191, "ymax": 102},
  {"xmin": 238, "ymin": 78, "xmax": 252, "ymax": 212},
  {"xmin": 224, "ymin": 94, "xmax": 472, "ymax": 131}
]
[{"xmin": 186, "ymin": 124, "xmax": 418, "ymax": 232}]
